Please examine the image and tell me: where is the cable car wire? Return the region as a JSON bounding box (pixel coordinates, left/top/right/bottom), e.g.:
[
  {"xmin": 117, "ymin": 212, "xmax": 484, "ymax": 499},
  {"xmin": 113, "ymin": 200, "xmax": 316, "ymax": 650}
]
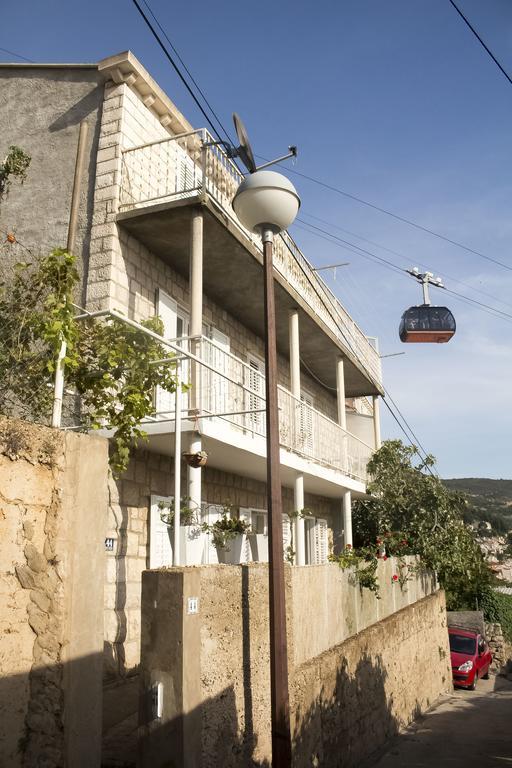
[
  {"xmin": 300, "ymin": 211, "xmax": 512, "ymax": 312},
  {"xmin": 295, "ymin": 218, "xmax": 512, "ymax": 324},
  {"xmin": 447, "ymin": 0, "xmax": 512, "ymax": 88}
]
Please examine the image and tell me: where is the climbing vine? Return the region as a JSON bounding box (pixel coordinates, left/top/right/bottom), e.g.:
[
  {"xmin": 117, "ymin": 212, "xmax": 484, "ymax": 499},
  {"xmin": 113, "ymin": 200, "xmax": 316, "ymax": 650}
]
[{"xmin": 0, "ymin": 249, "xmax": 178, "ymax": 473}]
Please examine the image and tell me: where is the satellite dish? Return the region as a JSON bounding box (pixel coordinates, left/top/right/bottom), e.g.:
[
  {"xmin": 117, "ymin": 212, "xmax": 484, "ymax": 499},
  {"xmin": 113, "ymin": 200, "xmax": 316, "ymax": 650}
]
[{"xmin": 233, "ymin": 113, "xmax": 257, "ymax": 173}]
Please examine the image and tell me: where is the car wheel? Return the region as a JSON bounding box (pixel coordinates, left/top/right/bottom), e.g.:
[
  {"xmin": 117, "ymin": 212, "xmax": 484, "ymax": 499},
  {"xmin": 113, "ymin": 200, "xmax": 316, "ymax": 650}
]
[
  {"xmin": 483, "ymin": 665, "xmax": 490, "ymax": 680},
  {"xmin": 469, "ymin": 672, "xmax": 477, "ymax": 691}
]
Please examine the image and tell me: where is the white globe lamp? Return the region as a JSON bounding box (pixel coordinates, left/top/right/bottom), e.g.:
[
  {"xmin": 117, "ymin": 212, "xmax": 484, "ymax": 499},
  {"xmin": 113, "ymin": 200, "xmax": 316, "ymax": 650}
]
[{"xmin": 232, "ymin": 170, "xmax": 300, "ymax": 235}]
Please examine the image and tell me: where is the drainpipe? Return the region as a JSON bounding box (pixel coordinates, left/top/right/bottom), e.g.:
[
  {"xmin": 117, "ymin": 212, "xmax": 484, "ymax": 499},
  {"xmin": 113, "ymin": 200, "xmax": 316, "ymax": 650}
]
[
  {"xmin": 289, "ymin": 310, "xmax": 305, "ymax": 565},
  {"xmin": 188, "ymin": 208, "xmax": 203, "ymax": 514}
]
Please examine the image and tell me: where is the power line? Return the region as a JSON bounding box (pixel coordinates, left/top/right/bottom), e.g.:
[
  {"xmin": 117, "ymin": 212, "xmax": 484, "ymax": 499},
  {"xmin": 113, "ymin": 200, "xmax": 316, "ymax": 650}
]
[
  {"xmin": 130, "ymin": 0, "xmax": 226, "ymax": 143},
  {"xmin": 137, "ymin": 0, "xmax": 235, "ymax": 147},
  {"xmin": 0, "ymin": 47, "xmax": 33, "ymax": 62},
  {"xmin": 258, "ymin": 157, "xmax": 512, "ymax": 273},
  {"xmin": 448, "ymin": 0, "xmax": 512, "ymax": 88}
]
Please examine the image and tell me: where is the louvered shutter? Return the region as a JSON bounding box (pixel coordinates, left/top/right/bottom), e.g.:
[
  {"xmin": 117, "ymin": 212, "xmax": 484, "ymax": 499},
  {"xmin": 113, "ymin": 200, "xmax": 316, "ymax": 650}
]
[
  {"xmin": 314, "ymin": 518, "xmax": 328, "ymax": 564},
  {"xmin": 205, "ymin": 328, "xmax": 230, "ymax": 418},
  {"xmin": 149, "ymin": 494, "xmax": 173, "ymax": 568},
  {"xmin": 155, "ymin": 289, "xmax": 177, "ymax": 416}
]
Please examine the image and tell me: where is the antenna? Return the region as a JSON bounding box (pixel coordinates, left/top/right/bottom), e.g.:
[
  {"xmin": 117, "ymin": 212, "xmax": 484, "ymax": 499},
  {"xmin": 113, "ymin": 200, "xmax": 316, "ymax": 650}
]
[
  {"xmin": 230, "ymin": 113, "xmax": 297, "ymax": 173},
  {"xmin": 233, "ymin": 113, "xmax": 257, "ymax": 173}
]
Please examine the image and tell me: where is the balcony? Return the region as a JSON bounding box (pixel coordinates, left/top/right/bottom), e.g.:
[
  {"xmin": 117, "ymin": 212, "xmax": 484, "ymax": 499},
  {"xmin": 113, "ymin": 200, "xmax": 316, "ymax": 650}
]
[
  {"xmin": 142, "ymin": 333, "xmax": 373, "ymax": 489},
  {"xmin": 118, "ymin": 129, "xmax": 383, "ymax": 397}
]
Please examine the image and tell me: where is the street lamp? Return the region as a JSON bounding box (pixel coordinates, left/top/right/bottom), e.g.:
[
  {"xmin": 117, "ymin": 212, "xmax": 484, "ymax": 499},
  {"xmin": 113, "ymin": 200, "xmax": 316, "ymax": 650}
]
[{"xmin": 233, "ymin": 170, "xmax": 300, "ymax": 767}]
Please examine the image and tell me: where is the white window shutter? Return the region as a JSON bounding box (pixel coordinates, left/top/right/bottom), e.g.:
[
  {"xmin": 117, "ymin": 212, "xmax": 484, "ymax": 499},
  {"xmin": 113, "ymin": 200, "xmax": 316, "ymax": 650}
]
[
  {"xmin": 282, "ymin": 514, "xmax": 292, "ymax": 560},
  {"xmin": 155, "ymin": 290, "xmax": 177, "ymax": 415},
  {"xmin": 149, "ymin": 494, "xmax": 173, "ymax": 568},
  {"xmin": 205, "ymin": 328, "xmax": 230, "ymax": 417},
  {"xmin": 314, "ymin": 518, "xmax": 328, "ymax": 564}
]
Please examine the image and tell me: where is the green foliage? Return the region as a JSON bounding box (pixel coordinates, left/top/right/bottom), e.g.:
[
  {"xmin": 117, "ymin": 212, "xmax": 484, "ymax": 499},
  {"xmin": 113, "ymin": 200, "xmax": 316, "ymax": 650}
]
[
  {"xmin": 204, "ymin": 505, "xmax": 251, "ymax": 550},
  {"xmin": 478, "ymin": 585, "xmax": 512, "ymax": 641},
  {"xmin": 0, "ymin": 249, "xmax": 76, "ymax": 420},
  {"xmin": 330, "ymin": 545, "xmax": 380, "ymax": 597},
  {"xmin": 71, "ymin": 314, "xmax": 178, "ymax": 474},
  {"xmin": 444, "ymin": 477, "xmax": 512, "ymax": 535},
  {"xmin": 353, "ymin": 440, "xmax": 491, "ymax": 610},
  {"xmin": 158, "ymin": 497, "xmax": 200, "ymax": 527},
  {"xmin": 0, "ymin": 250, "xmax": 178, "ymax": 474},
  {"xmin": 0, "ymin": 145, "xmax": 31, "ymax": 199}
]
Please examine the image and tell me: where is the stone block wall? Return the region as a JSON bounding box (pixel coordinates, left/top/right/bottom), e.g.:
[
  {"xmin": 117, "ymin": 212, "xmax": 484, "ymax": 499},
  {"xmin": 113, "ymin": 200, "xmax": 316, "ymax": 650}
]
[
  {"xmin": 138, "ymin": 564, "xmax": 451, "ymax": 768},
  {"xmin": 104, "ymin": 447, "xmax": 338, "ymax": 679},
  {"xmin": 0, "ymin": 418, "xmax": 108, "ymax": 768}
]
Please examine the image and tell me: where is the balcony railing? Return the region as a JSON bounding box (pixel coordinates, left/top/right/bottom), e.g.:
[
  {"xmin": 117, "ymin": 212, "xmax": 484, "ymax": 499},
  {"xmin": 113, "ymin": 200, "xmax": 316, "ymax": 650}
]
[
  {"xmin": 152, "ymin": 334, "xmax": 373, "ymax": 483},
  {"xmin": 120, "ymin": 130, "xmax": 382, "ymax": 388}
]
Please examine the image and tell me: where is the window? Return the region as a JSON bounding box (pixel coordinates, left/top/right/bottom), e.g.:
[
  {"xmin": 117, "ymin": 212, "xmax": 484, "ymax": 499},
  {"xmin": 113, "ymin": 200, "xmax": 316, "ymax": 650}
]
[
  {"xmin": 203, "ymin": 327, "xmax": 230, "ymax": 420},
  {"xmin": 149, "ymin": 494, "xmax": 173, "ymax": 568},
  {"xmin": 304, "ymin": 515, "xmax": 328, "ymax": 564},
  {"xmin": 245, "ymin": 355, "xmax": 265, "ymax": 435},
  {"xmin": 299, "ymin": 392, "xmax": 314, "ymax": 455},
  {"xmin": 155, "ymin": 289, "xmax": 189, "ymax": 415}
]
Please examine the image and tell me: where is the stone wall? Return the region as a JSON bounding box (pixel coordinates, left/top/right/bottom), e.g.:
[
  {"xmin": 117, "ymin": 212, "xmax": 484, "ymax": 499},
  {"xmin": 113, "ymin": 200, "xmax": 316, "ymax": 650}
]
[
  {"xmin": 138, "ymin": 563, "xmax": 450, "ymax": 767},
  {"xmin": 104, "ymin": 447, "xmax": 338, "ymax": 678},
  {"xmin": 0, "ymin": 418, "xmax": 108, "ymax": 768}
]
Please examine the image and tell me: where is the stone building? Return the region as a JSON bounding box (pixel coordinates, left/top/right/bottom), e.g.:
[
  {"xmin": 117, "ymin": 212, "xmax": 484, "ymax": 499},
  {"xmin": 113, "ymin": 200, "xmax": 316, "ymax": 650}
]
[{"xmin": 0, "ymin": 51, "xmax": 383, "ymax": 681}]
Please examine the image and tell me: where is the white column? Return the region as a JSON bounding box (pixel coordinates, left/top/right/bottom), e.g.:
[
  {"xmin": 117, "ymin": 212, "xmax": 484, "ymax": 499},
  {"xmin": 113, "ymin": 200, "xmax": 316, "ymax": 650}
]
[
  {"xmin": 373, "ymin": 395, "xmax": 382, "ymax": 450},
  {"xmin": 289, "ymin": 309, "xmax": 305, "ymax": 565},
  {"xmin": 343, "ymin": 490, "xmax": 353, "ymax": 548},
  {"xmin": 336, "ymin": 357, "xmax": 346, "ymax": 430},
  {"xmin": 188, "ymin": 209, "xmax": 203, "ymax": 514}
]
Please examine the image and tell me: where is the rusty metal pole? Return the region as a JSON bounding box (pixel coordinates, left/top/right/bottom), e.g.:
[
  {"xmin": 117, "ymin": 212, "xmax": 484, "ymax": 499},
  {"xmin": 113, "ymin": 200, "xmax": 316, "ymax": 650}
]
[{"xmin": 262, "ymin": 229, "xmax": 292, "ymax": 767}]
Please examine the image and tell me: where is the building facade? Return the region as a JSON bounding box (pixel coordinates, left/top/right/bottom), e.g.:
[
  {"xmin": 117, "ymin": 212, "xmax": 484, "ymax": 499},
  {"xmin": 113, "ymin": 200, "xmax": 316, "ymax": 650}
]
[{"xmin": 0, "ymin": 51, "xmax": 384, "ymax": 678}]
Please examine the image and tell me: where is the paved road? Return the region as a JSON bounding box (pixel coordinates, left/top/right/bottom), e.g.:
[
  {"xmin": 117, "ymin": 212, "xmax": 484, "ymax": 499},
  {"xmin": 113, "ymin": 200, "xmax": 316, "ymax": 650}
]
[{"xmin": 369, "ymin": 675, "xmax": 512, "ymax": 767}]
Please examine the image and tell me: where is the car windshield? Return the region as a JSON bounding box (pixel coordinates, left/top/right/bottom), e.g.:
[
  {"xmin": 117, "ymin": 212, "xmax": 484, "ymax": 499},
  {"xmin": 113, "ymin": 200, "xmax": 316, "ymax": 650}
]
[{"xmin": 449, "ymin": 634, "xmax": 476, "ymax": 655}]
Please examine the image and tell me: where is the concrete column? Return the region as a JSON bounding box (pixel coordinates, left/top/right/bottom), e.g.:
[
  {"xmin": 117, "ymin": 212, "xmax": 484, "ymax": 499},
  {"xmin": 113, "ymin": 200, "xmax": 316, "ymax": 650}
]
[
  {"xmin": 343, "ymin": 490, "xmax": 353, "ymax": 548},
  {"xmin": 336, "ymin": 357, "xmax": 347, "ymax": 431},
  {"xmin": 289, "ymin": 309, "xmax": 305, "ymax": 565},
  {"xmin": 188, "ymin": 209, "xmax": 203, "ymax": 513},
  {"xmin": 373, "ymin": 395, "xmax": 382, "ymax": 450}
]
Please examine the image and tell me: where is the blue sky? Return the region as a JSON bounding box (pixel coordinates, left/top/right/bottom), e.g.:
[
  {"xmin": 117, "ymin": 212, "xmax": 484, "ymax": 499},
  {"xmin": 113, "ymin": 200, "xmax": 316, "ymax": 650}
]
[{"xmin": 2, "ymin": 0, "xmax": 512, "ymax": 478}]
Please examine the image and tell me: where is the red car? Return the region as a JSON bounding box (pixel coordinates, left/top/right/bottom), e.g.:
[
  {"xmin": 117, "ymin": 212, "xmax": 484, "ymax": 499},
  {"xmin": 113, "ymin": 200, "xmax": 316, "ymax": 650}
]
[{"xmin": 448, "ymin": 627, "xmax": 492, "ymax": 690}]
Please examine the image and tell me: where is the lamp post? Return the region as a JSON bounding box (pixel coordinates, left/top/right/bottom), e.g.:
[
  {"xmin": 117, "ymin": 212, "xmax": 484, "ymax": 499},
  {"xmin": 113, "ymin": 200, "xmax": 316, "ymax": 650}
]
[{"xmin": 233, "ymin": 170, "xmax": 300, "ymax": 767}]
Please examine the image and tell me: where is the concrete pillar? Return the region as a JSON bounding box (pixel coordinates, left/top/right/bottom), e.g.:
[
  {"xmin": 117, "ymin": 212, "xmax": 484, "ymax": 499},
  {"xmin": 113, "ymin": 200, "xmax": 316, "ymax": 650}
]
[
  {"xmin": 373, "ymin": 395, "xmax": 382, "ymax": 450},
  {"xmin": 336, "ymin": 357, "xmax": 347, "ymax": 431},
  {"xmin": 343, "ymin": 490, "xmax": 353, "ymax": 548},
  {"xmin": 188, "ymin": 209, "xmax": 203, "ymax": 513},
  {"xmin": 289, "ymin": 309, "xmax": 305, "ymax": 565}
]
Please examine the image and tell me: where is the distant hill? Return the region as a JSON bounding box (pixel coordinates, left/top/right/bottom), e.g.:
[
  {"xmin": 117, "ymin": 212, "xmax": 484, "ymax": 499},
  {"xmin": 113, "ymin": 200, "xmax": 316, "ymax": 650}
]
[{"xmin": 443, "ymin": 478, "xmax": 512, "ymax": 534}]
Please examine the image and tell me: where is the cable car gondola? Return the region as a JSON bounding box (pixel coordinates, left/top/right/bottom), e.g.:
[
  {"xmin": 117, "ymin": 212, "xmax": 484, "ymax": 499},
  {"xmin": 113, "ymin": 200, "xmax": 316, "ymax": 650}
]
[{"xmin": 399, "ymin": 269, "xmax": 456, "ymax": 344}]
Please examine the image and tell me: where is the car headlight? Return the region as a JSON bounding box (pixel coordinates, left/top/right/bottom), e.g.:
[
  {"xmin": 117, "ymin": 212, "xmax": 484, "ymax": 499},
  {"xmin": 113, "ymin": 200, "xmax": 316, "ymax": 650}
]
[{"xmin": 458, "ymin": 660, "xmax": 474, "ymax": 673}]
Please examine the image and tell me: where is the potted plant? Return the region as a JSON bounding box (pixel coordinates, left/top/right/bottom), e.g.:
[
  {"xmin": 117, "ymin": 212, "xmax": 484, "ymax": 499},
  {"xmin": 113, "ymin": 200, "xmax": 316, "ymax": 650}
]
[
  {"xmin": 205, "ymin": 506, "xmax": 251, "ymax": 564},
  {"xmin": 182, "ymin": 450, "xmax": 208, "ymax": 468},
  {"xmin": 158, "ymin": 497, "xmax": 204, "ymax": 565}
]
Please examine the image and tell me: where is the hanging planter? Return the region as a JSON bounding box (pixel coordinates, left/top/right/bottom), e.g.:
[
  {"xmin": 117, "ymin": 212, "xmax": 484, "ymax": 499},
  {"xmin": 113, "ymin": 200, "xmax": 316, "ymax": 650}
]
[{"xmin": 182, "ymin": 450, "xmax": 208, "ymax": 468}]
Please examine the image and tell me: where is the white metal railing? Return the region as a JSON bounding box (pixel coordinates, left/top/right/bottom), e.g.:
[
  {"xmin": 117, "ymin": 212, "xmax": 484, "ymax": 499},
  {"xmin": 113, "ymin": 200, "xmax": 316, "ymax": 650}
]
[
  {"xmin": 120, "ymin": 131, "xmax": 382, "ymax": 387},
  {"xmin": 164, "ymin": 335, "xmax": 373, "ymax": 482}
]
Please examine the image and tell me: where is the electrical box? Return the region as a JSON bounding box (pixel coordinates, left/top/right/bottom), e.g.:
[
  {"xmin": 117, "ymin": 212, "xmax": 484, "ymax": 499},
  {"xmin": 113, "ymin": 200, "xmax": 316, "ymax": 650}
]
[{"xmin": 150, "ymin": 682, "xmax": 163, "ymax": 720}]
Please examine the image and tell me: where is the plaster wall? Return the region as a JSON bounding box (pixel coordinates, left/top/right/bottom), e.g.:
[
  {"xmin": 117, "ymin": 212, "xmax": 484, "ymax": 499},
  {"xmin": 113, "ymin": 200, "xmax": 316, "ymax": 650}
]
[
  {"xmin": 0, "ymin": 67, "xmax": 103, "ymax": 305},
  {"xmin": 0, "ymin": 417, "xmax": 108, "ymax": 768},
  {"xmin": 139, "ymin": 565, "xmax": 451, "ymax": 768}
]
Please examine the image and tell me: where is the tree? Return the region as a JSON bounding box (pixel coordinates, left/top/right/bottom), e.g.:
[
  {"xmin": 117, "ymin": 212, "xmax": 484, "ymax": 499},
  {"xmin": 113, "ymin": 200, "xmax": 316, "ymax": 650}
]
[
  {"xmin": 0, "ymin": 248, "xmax": 178, "ymax": 473},
  {"xmin": 353, "ymin": 440, "xmax": 491, "ymax": 610}
]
